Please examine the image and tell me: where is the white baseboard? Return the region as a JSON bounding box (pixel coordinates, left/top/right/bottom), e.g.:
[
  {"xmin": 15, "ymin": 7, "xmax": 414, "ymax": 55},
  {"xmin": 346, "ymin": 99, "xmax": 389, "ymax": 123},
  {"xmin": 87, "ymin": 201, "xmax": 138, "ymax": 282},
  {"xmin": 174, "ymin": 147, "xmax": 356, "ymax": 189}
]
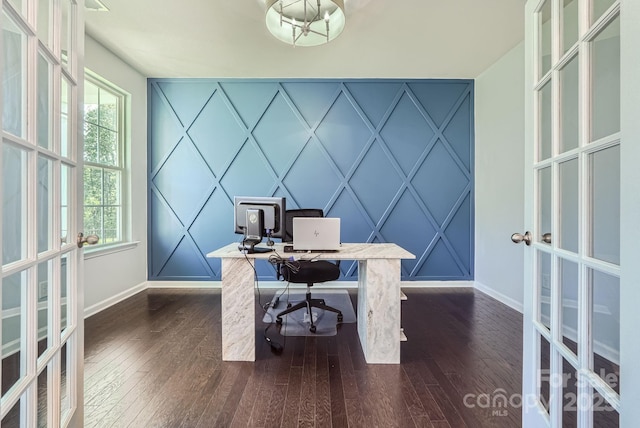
[
  {"xmin": 474, "ymin": 280, "xmax": 524, "ymax": 313},
  {"xmin": 147, "ymin": 280, "xmax": 354, "ymax": 289},
  {"xmin": 401, "ymin": 280, "xmax": 474, "ymax": 288},
  {"xmin": 84, "ymin": 281, "xmax": 148, "ymax": 319},
  {"xmin": 85, "ymin": 280, "xmax": 476, "ymax": 318},
  {"xmin": 146, "ymin": 280, "xmax": 475, "ymax": 290},
  {"xmin": 147, "ymin": 281, "xmax": 221, "ymax": 289}
]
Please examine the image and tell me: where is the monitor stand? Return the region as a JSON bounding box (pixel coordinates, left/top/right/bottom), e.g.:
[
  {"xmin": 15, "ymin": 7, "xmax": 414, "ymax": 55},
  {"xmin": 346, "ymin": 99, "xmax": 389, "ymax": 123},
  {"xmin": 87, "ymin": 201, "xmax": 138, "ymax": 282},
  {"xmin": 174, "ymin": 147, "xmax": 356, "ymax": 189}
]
[{"xmin": 238, "ymin": 238, "xmax": 274, "ymax": 254}]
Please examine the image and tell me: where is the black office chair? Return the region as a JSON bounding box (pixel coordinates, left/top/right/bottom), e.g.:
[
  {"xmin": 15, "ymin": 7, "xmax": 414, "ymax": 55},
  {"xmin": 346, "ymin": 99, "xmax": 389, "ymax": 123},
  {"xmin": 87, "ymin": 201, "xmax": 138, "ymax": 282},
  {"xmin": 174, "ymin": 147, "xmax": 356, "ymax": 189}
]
[{"xmin": 275, "ymin": 209, "xmax": 343, "ymax": 333}]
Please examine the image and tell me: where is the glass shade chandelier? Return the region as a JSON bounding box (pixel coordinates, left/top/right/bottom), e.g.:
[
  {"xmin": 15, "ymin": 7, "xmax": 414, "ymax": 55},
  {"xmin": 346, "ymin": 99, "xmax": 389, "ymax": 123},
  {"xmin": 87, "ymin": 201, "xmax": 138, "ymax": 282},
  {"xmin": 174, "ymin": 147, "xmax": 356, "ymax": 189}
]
[{"xmin": 265, "ymin": 0, "xmax": 346, "ymax": 47}]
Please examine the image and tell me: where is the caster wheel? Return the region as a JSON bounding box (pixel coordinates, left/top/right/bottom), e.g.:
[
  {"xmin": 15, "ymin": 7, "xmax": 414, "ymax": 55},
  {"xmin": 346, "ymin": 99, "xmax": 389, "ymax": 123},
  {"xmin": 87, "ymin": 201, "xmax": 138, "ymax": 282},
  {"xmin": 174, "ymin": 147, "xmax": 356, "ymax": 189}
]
[
  {"xmin": 276, "ymin": 318, "xmax": 283, "ymax": 325},
  {"xmin": 287, "ymin": 303, "xmax": 292, "ymax": 308},
  {"xmin": 309, "ymin": 325, "xmax": 317, "ymax": 333},
  {"xmin": 337, "ymin": 314, "xmax": 343, "ymax": 323}
]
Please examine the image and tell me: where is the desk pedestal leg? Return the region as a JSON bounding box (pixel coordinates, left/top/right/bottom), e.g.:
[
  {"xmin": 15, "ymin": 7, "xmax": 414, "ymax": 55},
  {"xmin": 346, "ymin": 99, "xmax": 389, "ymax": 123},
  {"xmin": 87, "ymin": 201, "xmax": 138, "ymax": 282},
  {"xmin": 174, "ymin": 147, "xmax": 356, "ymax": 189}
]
[
  {"xmin": 357, "ymin": 258, "xmax": 401, "ymax": 364},
  {"xmin": 221, "ymin": 258, "xmax": 255, "ymax": 361}
]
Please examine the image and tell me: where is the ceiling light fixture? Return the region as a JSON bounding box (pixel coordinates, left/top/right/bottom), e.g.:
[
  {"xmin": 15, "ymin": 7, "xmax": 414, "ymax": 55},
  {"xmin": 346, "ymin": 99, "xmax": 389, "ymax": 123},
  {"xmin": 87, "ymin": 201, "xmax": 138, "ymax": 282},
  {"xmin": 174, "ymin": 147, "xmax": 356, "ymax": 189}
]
[
  {"xmin": 265, "ymin": 0, "xmax": 345, "ymax": 47},
  {"xmin": 85, "ymin": 0, "xmax": 109, "ymax": 12}
]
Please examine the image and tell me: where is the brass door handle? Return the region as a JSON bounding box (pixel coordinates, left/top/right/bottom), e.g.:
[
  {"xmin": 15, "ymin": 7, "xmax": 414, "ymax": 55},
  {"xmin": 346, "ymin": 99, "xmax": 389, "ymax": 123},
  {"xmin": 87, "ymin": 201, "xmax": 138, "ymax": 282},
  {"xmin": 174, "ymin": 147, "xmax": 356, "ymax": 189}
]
[
  {"xmin": 511, "ymin": 231, "xmax": 532, "ymax": 246},
  {"xmin": 77, "ymin": 233, "xmax": 100, "ymax": 248}
]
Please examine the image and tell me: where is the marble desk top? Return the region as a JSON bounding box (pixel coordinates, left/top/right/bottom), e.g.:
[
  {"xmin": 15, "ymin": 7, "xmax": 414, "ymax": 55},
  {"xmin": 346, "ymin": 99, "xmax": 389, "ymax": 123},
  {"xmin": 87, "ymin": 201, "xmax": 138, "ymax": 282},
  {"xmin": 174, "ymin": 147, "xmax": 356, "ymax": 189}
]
[{"xmin": 207, "ymin": 242, "xmax": 415, "ymax": 261}]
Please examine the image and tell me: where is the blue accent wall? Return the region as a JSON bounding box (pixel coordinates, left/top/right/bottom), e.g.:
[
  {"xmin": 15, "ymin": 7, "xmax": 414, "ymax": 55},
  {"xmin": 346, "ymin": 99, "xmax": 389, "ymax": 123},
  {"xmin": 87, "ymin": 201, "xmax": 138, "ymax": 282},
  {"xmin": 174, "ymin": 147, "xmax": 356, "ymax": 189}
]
[{"xmin": 148, "ymin": 79, "xmax": 474, "ymax": 281}]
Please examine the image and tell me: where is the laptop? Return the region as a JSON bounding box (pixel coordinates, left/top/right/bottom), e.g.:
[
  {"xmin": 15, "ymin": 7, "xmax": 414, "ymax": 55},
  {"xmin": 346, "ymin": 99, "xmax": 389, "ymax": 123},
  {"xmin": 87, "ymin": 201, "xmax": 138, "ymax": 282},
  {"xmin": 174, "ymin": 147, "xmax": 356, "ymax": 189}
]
[{"xmin": 292, "ymin": 217, "xmax": 341, "ymax": 251}]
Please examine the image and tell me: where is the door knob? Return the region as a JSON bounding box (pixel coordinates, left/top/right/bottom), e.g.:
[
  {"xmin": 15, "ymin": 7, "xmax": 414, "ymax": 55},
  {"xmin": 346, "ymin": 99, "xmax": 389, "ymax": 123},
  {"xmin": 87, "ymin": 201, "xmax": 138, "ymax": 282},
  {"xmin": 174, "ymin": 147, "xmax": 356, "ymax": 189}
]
[
  {"xmin": 77, "ymin": 232, "xmax": 100, "ymax": 248},
  {"xmin": 511, "ymin": 231, "xmax": 532, "ymax": 246},
  {"xmin": 542, "ymin": 233, "xmax": 552, "ymax": 244}
]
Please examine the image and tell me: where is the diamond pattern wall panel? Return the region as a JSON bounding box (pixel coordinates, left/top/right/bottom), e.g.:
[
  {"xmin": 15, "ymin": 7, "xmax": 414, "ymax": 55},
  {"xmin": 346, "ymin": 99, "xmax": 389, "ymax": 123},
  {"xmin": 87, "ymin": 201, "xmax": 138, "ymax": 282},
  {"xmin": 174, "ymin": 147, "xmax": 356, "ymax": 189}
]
[{"xmin": 148, "ymin": 79, "xmax": 474, "ymax": 281}]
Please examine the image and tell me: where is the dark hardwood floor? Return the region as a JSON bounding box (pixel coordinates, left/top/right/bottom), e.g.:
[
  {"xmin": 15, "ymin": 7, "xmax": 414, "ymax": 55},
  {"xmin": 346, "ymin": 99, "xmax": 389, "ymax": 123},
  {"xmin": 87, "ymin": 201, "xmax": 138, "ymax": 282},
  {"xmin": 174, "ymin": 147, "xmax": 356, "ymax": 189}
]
[{"xmin": 84, "ymin": 287, "xmax": 523, "ymax": 427}]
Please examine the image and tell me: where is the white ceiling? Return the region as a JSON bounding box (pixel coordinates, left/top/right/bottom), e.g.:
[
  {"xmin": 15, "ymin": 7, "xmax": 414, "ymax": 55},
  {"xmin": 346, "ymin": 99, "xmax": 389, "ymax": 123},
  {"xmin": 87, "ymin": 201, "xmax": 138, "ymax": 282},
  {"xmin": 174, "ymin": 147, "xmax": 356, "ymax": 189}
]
[{"xmin": 84, "ymin": 0, "xmax": 525, "ymax": 79}]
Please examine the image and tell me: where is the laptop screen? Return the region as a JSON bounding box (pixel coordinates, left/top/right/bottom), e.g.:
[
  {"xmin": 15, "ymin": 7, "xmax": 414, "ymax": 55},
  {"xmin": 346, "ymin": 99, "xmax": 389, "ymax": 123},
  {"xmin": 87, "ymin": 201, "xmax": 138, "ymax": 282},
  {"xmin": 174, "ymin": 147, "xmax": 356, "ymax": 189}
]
[{"xmin": 292, "ymin": 218, "xmax": 341, "ymax": 251}]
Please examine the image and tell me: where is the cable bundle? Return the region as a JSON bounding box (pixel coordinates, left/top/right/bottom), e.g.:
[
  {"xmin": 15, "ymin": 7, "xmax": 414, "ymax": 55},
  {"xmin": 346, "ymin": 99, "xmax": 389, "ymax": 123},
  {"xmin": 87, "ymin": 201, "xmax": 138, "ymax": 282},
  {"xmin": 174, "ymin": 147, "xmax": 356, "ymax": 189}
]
[{"xmin": 268, "ymin": 254, "xmax": 300, "ymax": 275}]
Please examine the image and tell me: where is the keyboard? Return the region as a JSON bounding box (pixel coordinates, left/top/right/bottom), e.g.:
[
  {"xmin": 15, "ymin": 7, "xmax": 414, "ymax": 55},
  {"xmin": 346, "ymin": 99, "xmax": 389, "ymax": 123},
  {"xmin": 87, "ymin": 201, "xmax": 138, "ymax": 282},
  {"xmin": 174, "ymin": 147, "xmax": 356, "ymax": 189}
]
[{"xmin": 283, "ymin": 245, "xmax": 338, "ymax": 253}]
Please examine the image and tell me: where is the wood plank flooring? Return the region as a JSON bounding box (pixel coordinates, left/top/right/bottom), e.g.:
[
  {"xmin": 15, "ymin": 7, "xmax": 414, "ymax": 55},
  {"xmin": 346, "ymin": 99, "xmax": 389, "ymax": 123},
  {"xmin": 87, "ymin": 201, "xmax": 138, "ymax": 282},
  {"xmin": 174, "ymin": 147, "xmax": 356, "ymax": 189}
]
[{"xmin": 84, "ymin": 288, "xmax": 523, "ymax": 427}]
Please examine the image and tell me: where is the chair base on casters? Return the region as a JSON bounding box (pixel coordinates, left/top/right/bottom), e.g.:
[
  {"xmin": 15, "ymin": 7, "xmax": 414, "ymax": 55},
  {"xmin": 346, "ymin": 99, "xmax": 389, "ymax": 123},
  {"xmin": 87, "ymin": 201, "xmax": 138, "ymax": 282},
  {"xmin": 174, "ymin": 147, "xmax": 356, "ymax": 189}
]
[{"xmin": 276, "ymin": 291, "xmax": 343, "ymax": 333}]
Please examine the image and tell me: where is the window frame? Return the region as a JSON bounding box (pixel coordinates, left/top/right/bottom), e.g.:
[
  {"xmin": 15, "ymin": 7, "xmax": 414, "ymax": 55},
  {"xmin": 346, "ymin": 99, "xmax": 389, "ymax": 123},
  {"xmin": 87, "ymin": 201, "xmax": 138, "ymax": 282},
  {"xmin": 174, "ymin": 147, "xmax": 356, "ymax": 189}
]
[{"xmin": 82, "ymin": 70, "xmax": 129, "ymax": 251}]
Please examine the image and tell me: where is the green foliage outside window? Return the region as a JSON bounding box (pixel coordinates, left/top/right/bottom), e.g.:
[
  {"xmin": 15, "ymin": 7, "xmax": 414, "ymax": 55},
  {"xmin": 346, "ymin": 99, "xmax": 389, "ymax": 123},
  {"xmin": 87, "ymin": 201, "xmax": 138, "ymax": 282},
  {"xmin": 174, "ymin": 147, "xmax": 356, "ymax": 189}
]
[{"xmin": 83, "ymin": 79, "xmax": 123, "ymax": 245}]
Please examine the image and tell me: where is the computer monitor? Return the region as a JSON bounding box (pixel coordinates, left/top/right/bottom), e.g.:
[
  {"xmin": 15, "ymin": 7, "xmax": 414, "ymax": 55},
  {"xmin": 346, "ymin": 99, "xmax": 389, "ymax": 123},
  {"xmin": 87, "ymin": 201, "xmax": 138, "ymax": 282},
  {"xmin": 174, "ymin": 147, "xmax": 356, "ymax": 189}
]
[{"xmin": 234, "ymin": 196, "xmax": 286, "ymax": 253}]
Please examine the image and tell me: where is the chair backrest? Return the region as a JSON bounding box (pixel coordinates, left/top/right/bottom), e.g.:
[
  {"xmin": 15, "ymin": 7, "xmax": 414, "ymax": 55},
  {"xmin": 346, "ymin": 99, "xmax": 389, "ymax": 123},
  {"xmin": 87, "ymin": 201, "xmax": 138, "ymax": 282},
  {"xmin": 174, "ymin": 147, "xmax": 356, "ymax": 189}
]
[{"xmin": 284, "ymin": 209, "xmax": 324, "ymax": 243}]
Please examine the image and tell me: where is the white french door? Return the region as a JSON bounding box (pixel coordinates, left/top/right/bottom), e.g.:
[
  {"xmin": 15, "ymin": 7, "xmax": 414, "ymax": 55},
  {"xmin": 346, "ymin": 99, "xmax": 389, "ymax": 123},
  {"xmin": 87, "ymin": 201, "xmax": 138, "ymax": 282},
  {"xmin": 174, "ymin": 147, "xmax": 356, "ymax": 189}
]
[
  {"xmin": 1, "ymin": 0, "xmax": 85, "ymax": 426},
  {"xmin": 522, "ymin": 0, "xmax": 623, "ymax": 426}
]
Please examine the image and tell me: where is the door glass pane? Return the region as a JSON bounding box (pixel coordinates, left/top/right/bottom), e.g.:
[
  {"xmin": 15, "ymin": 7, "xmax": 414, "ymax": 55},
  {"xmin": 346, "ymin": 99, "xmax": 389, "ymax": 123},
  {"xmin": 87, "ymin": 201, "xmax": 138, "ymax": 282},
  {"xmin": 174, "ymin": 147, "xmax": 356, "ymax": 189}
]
[
  {"xmin": 37, "ymin": 52, "xmax": 52, "ymax": 149},
  {"xmin": 562, "ymin": 357, "xmax": 578, "ymax": 427},
  {"xmin": 38, "ymin": 155, "xmax": 54, "ymax": 253},
  {"xmin": 61, "ymin": 77, "xmax": 71, "ymax": 158},
  {"xmin": 538, "ymin": 167, "xmax": 552, "ymax": 243},
  {"xmin": 38, "ymin": 367, "xmax": 48, "ymax": 426},
  {"xmin": 560, "ymin": 55, "xmax": 579, "ymax": 153},
  {"xmin": 593, "ymin": 392, "xmax": 619, "ymax": 427},
  {"xmin": 60, "ymin": 343, "xmax": 70, "ymax": 419},
  {"xmin": 538, "ymin": 334, "xmax": 550, "ymax": 413},
  {"xmin": 37, "ymin": 260, "xmax": 52, "ymax": 359},
  {"xmin": 590, "ymin": 145, "xmax": 620, "ymax": 264},
  {"xmin": 538, "ymin": 81, "xmax": 552, "ymax": 161},
  {"xmin": 2, "ymin": 12, "xmax": 28, "ymax": 138},
  {"xmin": 61, "ymin": 164, "xmax": 71, "ymax": 245},
  {"xmin": 1, "ymin": 394, "xmax": 24, "ymax": 427},
  {"xmin": 61, "ymin": 0, "xmax": 73, "ymax": 71},
  {"xmin": 37, "ymin": 0, "xmax": 51, "ymax": 48},
  {"xmin": 1, "ymin": 270, "xmax": 27, "ymax": 395},
  {"xmin": 6, "ymin": 0, "xmax": 25, "ymax": 15},
  {"xmin": 559, "ymin": 159, "xmax": 578, "ymax": 252},
  {"xmin": 592, "ymin": 0, "xmax": 616, "ymax": 24},
  {"xmin": 591, "ymin": 16, "xmax": 620, "ymax": 142},
  {"xmin": 538, "ymin": 0, "xmax": 552, "ymax": 77},
  {"xmin": 591, "ymin": 269, "xmax": 620, "ymax": 394},
  {"xmin": 562, "ymin": 0, "xmax": 578, "ymax": 54},
  {"xmin": 61, "ymin": 254, "xmax": 70, "ymax": 333},
  {"xmin": 538, "ymin": 251, "xmax": 551, "ymax": 329},
  {"xmin": 61, "ymin": 337, "xmax": 76, "ymax": 421},
  {"xmin": 560, "ymin": 259, "xmax": 579, "ymax": 355},
  {"xmin": 3, "ymin": 143, "xmax": 28, "ymax": 265}
]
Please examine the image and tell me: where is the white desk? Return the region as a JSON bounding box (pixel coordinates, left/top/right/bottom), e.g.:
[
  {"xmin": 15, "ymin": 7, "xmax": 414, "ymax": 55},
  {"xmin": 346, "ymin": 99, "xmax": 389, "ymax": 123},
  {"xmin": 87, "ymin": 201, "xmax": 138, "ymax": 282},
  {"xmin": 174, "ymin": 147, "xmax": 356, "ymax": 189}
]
[{"xmin": 206, "ymin": 242, "xmax": 415, "ymax": 364}]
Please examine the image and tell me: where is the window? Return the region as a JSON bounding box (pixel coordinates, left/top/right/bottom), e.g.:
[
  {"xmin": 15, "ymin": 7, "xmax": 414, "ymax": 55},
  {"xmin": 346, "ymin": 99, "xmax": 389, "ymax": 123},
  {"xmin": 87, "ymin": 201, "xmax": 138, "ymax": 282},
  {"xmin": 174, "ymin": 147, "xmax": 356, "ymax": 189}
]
[{"xmin": 83, "ymin": 73, "xmax": 127, "ymax": 246}]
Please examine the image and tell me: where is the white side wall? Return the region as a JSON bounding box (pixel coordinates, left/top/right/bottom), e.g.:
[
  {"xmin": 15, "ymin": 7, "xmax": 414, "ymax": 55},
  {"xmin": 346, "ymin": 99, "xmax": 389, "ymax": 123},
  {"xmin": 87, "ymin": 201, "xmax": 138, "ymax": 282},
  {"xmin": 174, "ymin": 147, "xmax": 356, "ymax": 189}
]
[
  {"xmin": 620, "ymin": 0, "xmax": 640, "ymax": 423},
  {"xmin": 83, "ymin": 35, "xmax": 148, "ymax": 316},
  {"xmin": 474, "ymin": 42, "xmax": 525, "ymax": 311}
]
